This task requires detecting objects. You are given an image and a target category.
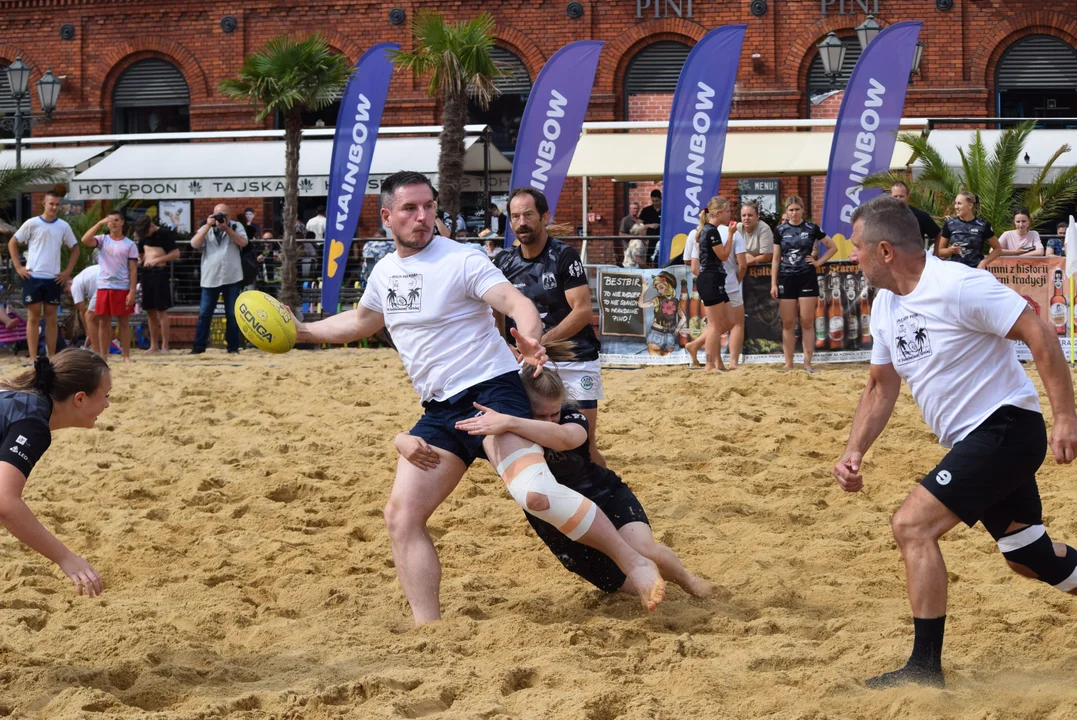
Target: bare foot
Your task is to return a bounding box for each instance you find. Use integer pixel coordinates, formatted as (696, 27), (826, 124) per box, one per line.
(803, 365), (817, 374)
(681, 575), (718, 598)
(123, 356), (134, 363)
(625, 559), (665, 612)
(686, 341), (702, 367)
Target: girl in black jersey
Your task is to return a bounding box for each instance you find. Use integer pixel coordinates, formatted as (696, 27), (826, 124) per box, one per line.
(770, 196), (837, 371)
(455, 366), (716, 598)
(0, 350), (111, 597)
(694, 196), (736, 372)
(938, 191), (1001, 269)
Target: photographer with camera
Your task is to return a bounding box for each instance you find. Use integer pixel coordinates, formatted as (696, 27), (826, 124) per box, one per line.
(189, 204), (248, 355)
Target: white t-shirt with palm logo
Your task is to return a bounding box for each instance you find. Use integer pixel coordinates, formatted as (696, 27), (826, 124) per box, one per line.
(869, 256), (1040, 448)
(360, 235), (519, 403)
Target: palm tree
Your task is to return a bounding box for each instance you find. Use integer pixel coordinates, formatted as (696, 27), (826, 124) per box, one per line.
(391, 10), (502, 232)
(865, 120), (1077, 234)
(0, 161), (66, 215)
(219, 34), (352, 311)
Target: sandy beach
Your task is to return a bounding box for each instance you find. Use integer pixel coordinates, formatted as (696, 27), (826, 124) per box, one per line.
(0, 349), (1075, 719)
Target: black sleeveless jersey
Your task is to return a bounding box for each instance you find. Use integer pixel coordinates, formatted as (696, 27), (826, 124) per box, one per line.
(697, 223), (729, 283)
(0, 391), (52, 478)
(494, 237), (600, 362)
(543, 406), (622, 497)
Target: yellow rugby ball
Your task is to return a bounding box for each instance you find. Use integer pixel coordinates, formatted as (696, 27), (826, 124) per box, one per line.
(235, 291), (297, 354)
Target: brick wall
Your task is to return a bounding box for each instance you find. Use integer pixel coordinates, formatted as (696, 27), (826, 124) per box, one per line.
(3, 0), (1075, 230)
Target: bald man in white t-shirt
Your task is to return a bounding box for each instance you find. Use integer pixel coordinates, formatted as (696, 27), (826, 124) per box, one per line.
(294, 171), (665, 626)
(834, 196), (1077, 689)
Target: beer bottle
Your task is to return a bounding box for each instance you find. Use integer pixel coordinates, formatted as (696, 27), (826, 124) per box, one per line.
(859, 279), (872, 349)
(844, 275), (859, 349)
(1050, 268), (1067, 335)
(678, 279), (690, 346)
(814, 276), (827, 349)
(828, 273), (845, 349)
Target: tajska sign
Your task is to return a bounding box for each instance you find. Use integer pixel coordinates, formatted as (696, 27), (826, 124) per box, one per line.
(636, 0), (693, 18)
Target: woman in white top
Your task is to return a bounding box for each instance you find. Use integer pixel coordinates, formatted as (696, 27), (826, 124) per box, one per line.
(997, 207), (1044, 258)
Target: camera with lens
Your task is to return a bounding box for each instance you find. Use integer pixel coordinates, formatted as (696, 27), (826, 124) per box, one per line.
(213, 213), (227, 224)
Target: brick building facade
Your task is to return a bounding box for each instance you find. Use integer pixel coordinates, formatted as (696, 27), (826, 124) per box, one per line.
(3, 0), (1077, 244)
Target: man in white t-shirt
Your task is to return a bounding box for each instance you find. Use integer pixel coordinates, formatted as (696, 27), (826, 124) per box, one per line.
(66, 264), (101, 353)
(304, 205), (327, 242)
(834, 196), (1077, 689)
(294, 171), (665, 625)
(7, 191), (80, 361)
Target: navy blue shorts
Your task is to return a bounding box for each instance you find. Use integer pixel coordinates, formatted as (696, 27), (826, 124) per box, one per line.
(412, 371), (532, 466)
(23, 276), (62, 306)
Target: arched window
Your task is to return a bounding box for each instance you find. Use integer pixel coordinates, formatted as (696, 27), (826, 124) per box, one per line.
(469, 46), (532, 157)
(624, 41), (691, 119)
(112, 58), (190, 133)
(807, 36), (862, 102)
(0, 60), (33, 139)
(996, 34), (1077, 126)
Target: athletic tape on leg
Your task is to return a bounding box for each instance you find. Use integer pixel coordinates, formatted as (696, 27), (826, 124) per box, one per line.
(496, 444), (598, 541)
(998, 524), (1077, 590)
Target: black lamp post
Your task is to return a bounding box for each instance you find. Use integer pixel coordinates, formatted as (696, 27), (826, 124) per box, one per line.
(817, 33), (847, 90)
(2, 57), (62, 224)
(855, 14), (883, 51)
(909, 40), (925, 83)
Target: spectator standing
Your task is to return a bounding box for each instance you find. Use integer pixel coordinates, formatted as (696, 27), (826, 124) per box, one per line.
(360, 233), (395, 289)
(81, 210), (138, 362)
(1047, 223), (1067, 258)
(638, 190), (662, 263)
(67, 265), (101, 353)
(738, 200), (775, 267)
(242, 207), (261, 240)
(619, 201), (642, 236)
(132, 215), (181, 353)
(889, 181), (941, 253)
(305, 205), (327, 242)
(486, 203), (503, 236)
(939, 192), (1002, 269)
(998, 208), (1044, 258)
(189, 204), (248, 355)
(8, 191), (80, 361)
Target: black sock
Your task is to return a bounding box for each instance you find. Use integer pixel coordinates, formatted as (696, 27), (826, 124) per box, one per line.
(865, 616), (946, 689)
(908, 615), (946, 671)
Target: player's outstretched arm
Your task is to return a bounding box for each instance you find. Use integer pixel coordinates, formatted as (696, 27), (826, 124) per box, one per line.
(834, 361), (902, 492)
(0, 464), (103, 597)
(295, 305), (384, 345)
(455, 402), (587, 451)
(1007, 307), (1077, 463)
(482, 283), (542, 342)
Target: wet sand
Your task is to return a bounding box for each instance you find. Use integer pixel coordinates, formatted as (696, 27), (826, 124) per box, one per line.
(0, 349), (1075, 719)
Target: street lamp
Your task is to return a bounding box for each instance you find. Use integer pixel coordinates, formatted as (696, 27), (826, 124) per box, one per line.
(909, 40), (925, 83)
(855, 15), (883, 51)
(2, 56), (63, 224)
(816, 33), (847, 90)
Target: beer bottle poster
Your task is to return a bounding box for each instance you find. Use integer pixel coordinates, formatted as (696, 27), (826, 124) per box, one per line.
(598, 266), (694, 359)
(742, 262), (875, 360)
(988, 257), (1073, 359)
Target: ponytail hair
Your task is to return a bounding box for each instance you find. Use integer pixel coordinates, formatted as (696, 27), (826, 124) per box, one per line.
(519, 364), (578, 411)
(0, 349), (109, 402)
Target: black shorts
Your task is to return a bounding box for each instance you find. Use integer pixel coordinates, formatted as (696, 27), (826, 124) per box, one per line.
(696, 272), (729, 307)
(140, 267), (173, 311)
(920, 405), (1047, 539)
(527, 481), (650, 593)
(22, 276), (62, 306)
(411, 371), (532, 466)
(777, 271), (819, 300)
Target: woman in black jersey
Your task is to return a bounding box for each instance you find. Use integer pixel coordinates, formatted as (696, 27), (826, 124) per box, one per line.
(694, 196), (736, 372)
(938, 191), (1001, 269)
(455, 366), (716, 597)
(0, 350), (111, 597)
(770, 196), (837, 372)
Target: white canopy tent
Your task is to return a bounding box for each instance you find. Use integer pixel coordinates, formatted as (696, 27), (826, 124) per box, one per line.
(914, 129), (1077, 184)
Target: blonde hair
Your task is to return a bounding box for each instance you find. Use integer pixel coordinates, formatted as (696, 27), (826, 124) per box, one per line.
(520, 365), (567, 405)
(784, 195), (804, 210)
(706, 196), (730, 221)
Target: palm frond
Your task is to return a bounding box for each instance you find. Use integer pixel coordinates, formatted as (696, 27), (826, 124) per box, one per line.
(0, 161), (67, 206)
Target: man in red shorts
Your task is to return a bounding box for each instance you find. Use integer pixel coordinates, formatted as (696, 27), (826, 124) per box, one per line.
(81, 210), (138, 362)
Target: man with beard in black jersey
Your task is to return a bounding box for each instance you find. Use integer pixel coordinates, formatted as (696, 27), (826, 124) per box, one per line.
(495, 187), (607, 468)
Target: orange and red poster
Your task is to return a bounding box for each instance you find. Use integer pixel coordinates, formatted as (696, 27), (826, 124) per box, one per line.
(988, 258), (1074, 359)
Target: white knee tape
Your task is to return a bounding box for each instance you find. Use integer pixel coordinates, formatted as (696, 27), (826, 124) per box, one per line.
(497, 445), (597, 541)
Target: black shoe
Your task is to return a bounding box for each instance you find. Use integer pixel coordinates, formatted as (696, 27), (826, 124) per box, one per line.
(227, 349), (240, 354)
(189, 348), (206, 355)
(865, 664), (944, 690)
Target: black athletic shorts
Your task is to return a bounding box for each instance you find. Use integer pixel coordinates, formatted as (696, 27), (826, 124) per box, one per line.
(696, 271), (729, 307)
(411, 371), (531, 466)
(139, 267), (173, 311)
(527, 481), (649, 593)
(776, 271), (819, 300)
(22, 276), (62, 306)
(920, 405), (1047, 539)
